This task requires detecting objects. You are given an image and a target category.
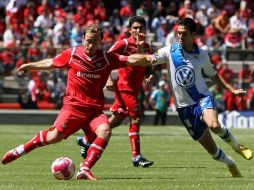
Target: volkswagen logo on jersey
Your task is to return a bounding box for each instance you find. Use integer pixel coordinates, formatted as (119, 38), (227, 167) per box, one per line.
(175, 66), (195, 88)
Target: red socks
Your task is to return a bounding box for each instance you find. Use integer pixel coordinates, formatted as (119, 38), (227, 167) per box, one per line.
(82, 137), (108, 170)
(23, 130), (49, 153)
(129, 124), (140, 158)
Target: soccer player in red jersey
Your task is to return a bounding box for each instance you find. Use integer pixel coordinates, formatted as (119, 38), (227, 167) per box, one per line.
(76, 16), (154, 167)
(1, 24), (148, 180)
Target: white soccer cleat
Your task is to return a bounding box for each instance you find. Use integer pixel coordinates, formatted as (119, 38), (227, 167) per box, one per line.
(76, 167), (96, 180)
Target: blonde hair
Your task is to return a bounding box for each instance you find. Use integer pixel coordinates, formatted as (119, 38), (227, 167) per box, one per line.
(83, 24), (102, 38)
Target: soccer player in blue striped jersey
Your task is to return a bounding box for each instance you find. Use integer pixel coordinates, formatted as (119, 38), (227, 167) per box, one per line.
(127, 17), (252, 177)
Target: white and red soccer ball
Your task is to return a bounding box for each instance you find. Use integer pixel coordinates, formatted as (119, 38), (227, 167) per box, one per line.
(51, 157), (75, 180)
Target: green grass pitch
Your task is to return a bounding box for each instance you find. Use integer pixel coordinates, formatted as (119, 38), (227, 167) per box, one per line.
(0, 125), (254, 190)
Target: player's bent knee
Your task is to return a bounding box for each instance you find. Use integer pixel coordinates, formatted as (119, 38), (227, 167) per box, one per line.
(101, 127), (112, 138)
(96, 125), (112, 140)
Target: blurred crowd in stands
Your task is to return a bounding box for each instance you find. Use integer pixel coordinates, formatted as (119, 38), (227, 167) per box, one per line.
(0, 0), (254, 112)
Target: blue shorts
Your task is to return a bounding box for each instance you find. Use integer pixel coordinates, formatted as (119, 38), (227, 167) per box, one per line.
(177, 96), (215, 140)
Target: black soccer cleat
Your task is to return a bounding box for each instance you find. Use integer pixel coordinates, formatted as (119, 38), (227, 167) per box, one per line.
(132, 155), (153, 168)
(76, 137), (90, 159)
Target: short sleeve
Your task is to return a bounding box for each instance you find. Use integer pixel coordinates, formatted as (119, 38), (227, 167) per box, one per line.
(202, 53), (217, 77)
(108, 40), (126, 54)
(52, 48), (73, 68)
(153, 46), (170, 65)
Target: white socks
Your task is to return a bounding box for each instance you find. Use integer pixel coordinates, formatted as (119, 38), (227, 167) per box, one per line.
(16, 145), (25, 155)
(212, 147), (234, 165)
(218, 128), (240, 152)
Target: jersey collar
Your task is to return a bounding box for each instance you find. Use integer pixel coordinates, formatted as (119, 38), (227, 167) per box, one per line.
(173, 43), (200, 54)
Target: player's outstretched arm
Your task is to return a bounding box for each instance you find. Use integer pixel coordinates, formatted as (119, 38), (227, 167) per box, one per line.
(126, 54), (156, 66)
(17, 59), (54, 75)
(210, 74), (246, 96)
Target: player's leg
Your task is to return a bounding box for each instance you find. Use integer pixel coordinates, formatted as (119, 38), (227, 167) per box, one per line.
(202, 108), (253, 160)
(75, 91), (124, 158)
(198, 129), (241, 177)
(76, 111), (125, 159)
(108, 112), (125, 128)
(125, 93), (153, 167)
(2, 127), (64, 165)
(2, 106), (86, 165)
(75, 106), (126, 159)
(129, 116), (153, 167)
(77, 113), (111, 180)
(76, 126), (96, 159)
(178, 101), (241, 177)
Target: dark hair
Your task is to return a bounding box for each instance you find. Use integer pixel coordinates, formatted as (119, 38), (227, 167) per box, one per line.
(178, 17), (197, 33)
(83, 24), (103, 38)
(128, 16), (146, 28)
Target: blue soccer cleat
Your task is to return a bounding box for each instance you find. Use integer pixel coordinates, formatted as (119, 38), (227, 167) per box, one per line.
(76, 137), (90, 159)
(132, 155), (153, 168)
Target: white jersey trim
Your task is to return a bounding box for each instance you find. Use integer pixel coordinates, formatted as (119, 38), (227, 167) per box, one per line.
(91, 143), (105, 151)
(123, 39), (128, 54)
(68, 47), (76, 65)
(103, 50), (110, 66)
(128, 132), (140, 136)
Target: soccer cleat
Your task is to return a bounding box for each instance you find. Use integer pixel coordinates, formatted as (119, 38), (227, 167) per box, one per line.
(76, 137), (90, 159)
(236, 145), (253, 160)
(2, 149), (21, 165)
(227, 162), (242, 178)
(76, 169), (97, 180)
(132, 155), (153, 168)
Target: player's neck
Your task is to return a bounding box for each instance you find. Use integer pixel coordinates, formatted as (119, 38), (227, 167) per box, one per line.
(84, 49), (98, 57)
(130, 35), (137, 42)
(183, 43), (195, 53)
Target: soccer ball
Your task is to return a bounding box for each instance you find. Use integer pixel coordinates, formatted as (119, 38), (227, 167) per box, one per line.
(51, 157), (75, 180)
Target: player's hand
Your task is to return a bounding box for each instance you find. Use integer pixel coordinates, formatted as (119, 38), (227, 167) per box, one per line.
(146, 55), (156, 64)
(233, 89), (247, 96)
(17, 64), (28, 76)
(136, 32), (146, 53)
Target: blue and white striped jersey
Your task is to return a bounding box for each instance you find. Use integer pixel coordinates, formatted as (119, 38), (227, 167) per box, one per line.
(153, 43), (217, 108)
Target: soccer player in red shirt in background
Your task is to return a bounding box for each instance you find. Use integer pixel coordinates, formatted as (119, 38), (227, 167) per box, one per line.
(76, 16), (154, 168)
(1, 24), (148, 180)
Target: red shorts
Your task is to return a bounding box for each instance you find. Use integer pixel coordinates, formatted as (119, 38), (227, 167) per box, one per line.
(53, 105), (109, 138)
(110, 91), (141, 119)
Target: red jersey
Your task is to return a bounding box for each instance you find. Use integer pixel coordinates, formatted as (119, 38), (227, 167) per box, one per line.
(108, 36), (152, 96)
(52, 46), (127, 111)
